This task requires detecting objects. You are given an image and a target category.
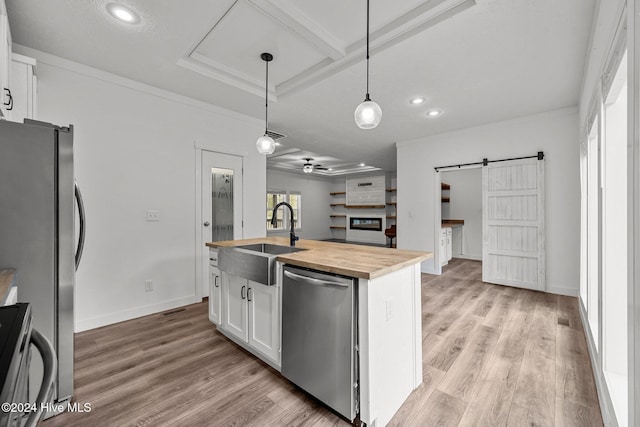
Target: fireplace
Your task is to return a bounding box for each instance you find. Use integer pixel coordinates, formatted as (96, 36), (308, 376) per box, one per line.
(350, 217), (383, 231)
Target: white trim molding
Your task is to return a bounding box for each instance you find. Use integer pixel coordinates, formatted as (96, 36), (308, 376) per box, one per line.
(179, 0), (476, 98)
(628, 2), (640, 426)
(12, 44), (262, 126)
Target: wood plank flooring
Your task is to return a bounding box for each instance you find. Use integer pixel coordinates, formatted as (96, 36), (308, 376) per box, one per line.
(41, 259), (602, 427)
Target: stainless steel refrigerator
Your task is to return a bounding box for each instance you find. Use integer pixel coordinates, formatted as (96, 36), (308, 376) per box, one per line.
(0, 119), (85, 407)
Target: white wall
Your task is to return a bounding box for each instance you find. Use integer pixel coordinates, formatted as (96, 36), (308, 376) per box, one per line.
(441, 168), (482, 259)
(16, 46), (265, 331)
(266, 169), (333, 240)
(397, 108), (580, 296)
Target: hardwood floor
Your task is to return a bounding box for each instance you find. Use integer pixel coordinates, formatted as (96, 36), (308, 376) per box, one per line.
(42, 259), (602, 426)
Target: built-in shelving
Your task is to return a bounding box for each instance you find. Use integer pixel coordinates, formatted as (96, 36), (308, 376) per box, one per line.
(346, 205), (386, 209)
(441, 182), (451, 203)
(329, 182), (397, 238)
(330, 191), (347, 234)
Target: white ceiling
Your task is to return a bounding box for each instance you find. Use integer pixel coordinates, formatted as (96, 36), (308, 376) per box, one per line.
(6, 0), (595, 173)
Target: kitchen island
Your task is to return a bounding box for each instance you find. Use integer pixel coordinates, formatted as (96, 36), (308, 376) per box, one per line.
(206, 237), (431, 426)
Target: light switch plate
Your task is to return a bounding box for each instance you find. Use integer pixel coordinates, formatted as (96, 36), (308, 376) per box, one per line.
(146, 210), (160, 222)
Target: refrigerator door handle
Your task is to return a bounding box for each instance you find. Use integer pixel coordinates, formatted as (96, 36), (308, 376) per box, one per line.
(74, 181), (86, 270)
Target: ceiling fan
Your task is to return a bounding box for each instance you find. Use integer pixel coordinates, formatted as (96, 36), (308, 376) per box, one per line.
(302, 158), (328, 174)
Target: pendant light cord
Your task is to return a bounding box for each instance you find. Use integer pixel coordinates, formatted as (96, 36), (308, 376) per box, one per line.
(265, 58), (269, 134)
(366, 0), (370, 99)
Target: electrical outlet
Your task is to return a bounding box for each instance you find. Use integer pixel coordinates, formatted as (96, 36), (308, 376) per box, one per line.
(146, 210), (160, 222)
(145, 280), (153, 292)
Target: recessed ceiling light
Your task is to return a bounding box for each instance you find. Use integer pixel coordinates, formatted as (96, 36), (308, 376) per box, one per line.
(328, 168), (333, 171)
(410, 97), (425, 105)
(275, 142), (282, 146)
(426, 109), (443, 117)
(359, 163), (366, 167)
(106, 3), (140, 24)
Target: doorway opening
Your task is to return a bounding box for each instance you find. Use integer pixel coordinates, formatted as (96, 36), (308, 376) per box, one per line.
(439, 167), (482, 273)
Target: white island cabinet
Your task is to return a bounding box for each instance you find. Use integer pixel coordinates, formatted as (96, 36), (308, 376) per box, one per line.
(213, 248), (280, 368)
(207, 238), (430, 427)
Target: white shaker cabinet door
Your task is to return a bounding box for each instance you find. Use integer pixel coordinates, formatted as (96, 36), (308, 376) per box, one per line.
(222, 273), (248, 342)
(247, 281), (280, 364)
(439, 229), (448, 266)
(208, 265), (221, 325)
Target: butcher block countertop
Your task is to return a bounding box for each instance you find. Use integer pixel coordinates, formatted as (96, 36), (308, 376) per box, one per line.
(442, 219), (464, 228)
(0, 269), (16, 304)
(207, 237), (431, 280)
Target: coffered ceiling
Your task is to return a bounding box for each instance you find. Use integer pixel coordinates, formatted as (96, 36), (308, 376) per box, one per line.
(179, 0), (474, 100)
(6, 0), (596, 173)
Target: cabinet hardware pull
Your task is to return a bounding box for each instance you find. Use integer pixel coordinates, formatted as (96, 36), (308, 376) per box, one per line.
(214, 275), (219, 288)
(241, 285), (246, 299)
(3, 88), (13, 111)
(247, 287), (252, 302)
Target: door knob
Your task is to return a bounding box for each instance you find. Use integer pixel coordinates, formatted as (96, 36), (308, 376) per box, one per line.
(204, 221), (210, 226)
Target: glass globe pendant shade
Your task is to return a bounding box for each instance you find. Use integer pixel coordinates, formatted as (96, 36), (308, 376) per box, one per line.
(303, 164), (313, 174)
(256, 134), (276, 155)
(355, 98), (382, 129)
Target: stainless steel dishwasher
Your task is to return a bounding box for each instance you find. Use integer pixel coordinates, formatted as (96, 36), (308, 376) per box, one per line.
(281, 265), (358, 421)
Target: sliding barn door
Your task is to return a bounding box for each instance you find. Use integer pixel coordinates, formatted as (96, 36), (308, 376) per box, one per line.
(482, 157), (545, 290)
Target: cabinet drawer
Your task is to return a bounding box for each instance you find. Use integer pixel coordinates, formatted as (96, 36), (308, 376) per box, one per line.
(209, 248), (219, 267)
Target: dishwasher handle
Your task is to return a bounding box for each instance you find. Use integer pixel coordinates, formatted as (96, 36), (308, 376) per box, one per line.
(284, 270), (349, 288)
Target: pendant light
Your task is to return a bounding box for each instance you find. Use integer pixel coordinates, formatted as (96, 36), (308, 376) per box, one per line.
(256, 52), (276, 155)
(354, 0), (382, 129)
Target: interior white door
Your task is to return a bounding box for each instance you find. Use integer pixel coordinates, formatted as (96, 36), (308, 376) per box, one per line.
(200, 150), (243, 297)
(482, 157), (545, 290)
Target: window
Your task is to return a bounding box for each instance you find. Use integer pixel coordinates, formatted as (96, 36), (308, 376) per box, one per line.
(266, 191), (302, 231)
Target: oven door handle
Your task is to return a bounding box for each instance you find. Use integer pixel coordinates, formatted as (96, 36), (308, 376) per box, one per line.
(24, 328), (57, 427)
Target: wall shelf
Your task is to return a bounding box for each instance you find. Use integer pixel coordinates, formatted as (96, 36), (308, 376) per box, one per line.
(442, 197), (450, 203)
(386, 215), (397, 219)
(441, 183), (451, 190)
(386, 188), (397, 192)
(330, 226), (346, 230)
(386, 202), (397, 206)
(330, 203), (346, 207)
(346, 205), (386, 209)
(330, 214), (347, 218)
(330, 191), (346, 196)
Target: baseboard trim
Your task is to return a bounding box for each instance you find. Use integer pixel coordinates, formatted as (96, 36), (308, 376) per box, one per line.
(75, 295), (201, 332)
(452, 254), (482, 261)
(546, 285), (579, 297)
(579, 299), (619, 427)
